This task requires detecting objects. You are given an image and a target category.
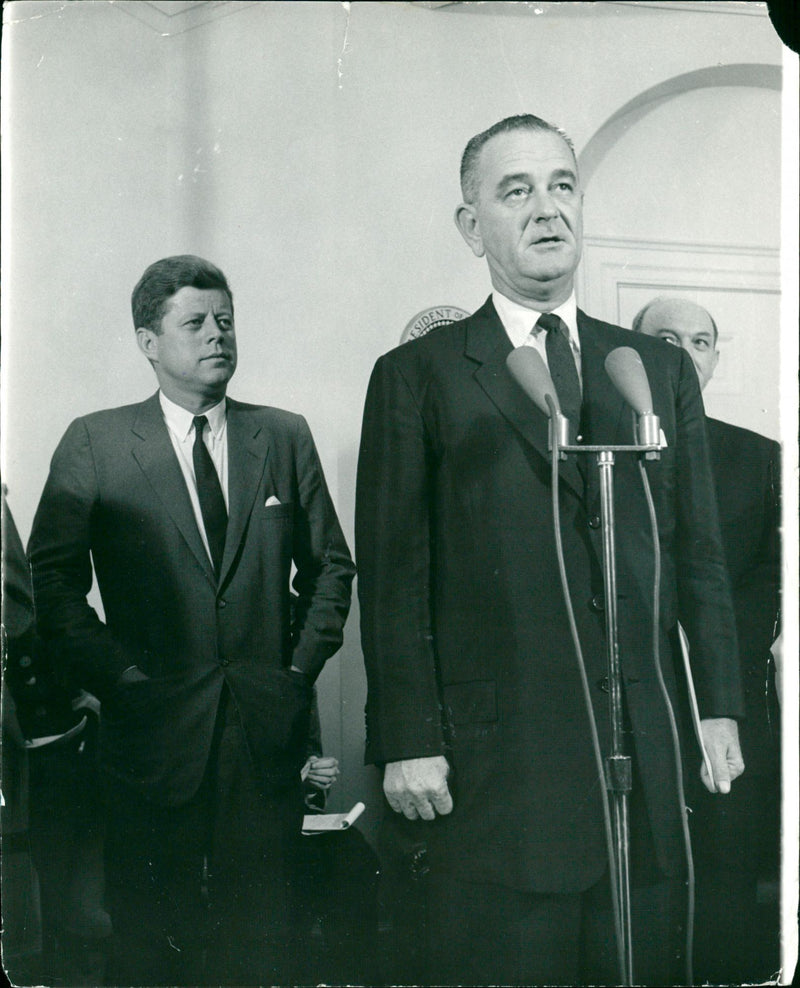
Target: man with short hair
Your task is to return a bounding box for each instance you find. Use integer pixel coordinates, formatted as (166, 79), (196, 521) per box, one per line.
(635, 295), (781, 983)
(631, 296), (719, 390)
(29, 255), (355, 985)
(356, 115), (744, 985)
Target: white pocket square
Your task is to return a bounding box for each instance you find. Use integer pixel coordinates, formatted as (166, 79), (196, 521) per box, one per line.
(265, 495), (282, 507)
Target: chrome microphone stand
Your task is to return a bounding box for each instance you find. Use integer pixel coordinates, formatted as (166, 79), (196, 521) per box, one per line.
(547, 399), (661, 987)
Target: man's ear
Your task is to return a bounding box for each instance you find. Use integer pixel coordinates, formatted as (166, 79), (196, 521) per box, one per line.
(135, 327), (159, 364)
(454, 203), (485, 258)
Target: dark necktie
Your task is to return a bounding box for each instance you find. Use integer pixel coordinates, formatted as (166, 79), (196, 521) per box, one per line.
(538, 312), (582, 427)
(192, 415), (227, 578)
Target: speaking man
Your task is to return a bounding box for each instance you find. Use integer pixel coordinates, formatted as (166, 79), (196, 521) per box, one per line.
(28, 255), (355, 985)
(634, 295), (781, 983)
(355, 115), (744, 985)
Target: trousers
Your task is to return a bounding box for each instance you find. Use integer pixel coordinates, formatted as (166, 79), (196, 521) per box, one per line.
(103, 687), (306, 986)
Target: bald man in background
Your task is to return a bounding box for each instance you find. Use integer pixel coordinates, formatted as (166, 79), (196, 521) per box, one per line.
(634, 297), (781, 984)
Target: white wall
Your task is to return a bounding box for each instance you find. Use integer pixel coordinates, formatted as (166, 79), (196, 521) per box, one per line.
(582, 82), (782, 437)
(584, 85), (781, 248)
(1, 0), (788, 828)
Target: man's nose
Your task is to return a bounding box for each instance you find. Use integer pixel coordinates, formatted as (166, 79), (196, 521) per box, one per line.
(530, 189), (559, 221)
(203, 313), (224, 338)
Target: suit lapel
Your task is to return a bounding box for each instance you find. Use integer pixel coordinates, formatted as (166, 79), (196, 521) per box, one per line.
(469, 299), (583, 498)
(220, 400), (271, 584)
(131, 393), (217, 586)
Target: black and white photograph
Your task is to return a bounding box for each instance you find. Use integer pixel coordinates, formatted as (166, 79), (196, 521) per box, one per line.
(1, 2), (797, 985)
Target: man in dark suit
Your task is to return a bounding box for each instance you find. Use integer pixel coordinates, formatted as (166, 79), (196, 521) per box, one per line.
(355, 115), (744, 985)
(634, 295), (781, 983)
(28, 255), (355, 985)
(2, 490), (111, 985)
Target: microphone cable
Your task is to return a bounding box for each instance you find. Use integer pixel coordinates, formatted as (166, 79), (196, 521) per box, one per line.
(548, 432), (697, 985)
(636, 456), (696, 986)
(548, 435), (627, 983)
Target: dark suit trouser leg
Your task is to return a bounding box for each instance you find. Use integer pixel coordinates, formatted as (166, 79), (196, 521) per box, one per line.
(579, 871), (685, 986)
(293, 828), (382, 986)
(104, 689), (306, 987)
(410, 779), (685, 987)
(424, 875), (584, 986)
(419, 869), (683, 987)
(690, 764), (781, 985)
(579, 776), (686, 987)
(203, 691), (306, 988)
(104, 784), (209, 986)
(29, 731), (111, 987)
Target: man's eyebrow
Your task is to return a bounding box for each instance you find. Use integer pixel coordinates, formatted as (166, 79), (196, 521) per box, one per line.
(551, 168), (578, 183)
(495, 172), (533, 192)
(181, 306), (232, 320)
(495, 168), (578, 192)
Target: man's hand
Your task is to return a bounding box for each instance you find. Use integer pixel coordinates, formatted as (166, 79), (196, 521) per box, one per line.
(384, 756), (454, 821)
(700, 717), (744, 794)
(304, 755), (339, 791)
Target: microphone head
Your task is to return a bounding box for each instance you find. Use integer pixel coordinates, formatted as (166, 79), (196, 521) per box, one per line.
(604, 347), (653, 415)
(506, 346), (561, 417)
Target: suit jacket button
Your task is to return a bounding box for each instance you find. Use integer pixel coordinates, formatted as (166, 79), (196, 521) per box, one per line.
(591, 594), (605, 612)
(588, 515), (601, 529)
(220, 659), (230, 667)
(597, 677), (610, 693)
(217, 598), (227, 608)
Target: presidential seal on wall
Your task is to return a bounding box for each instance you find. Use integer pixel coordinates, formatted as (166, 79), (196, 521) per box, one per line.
(400, 305), (471, 344)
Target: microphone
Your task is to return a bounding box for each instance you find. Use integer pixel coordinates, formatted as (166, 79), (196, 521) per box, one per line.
(506, 346), (559, 416)
(604, 347), (661, 456)
(604, 347), (652, 414)
(506, 346), (570, 454)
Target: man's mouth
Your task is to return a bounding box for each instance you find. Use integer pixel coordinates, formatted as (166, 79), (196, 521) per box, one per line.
(531, 235), (563, 246)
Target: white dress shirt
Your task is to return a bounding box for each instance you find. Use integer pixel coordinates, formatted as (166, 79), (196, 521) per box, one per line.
(492, 290), (582, 384)
(159, 392), (229, 565)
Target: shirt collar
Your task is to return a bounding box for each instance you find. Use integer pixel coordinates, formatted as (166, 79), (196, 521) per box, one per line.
(159, 391), (227, 443)
(492, 290), (579, 351)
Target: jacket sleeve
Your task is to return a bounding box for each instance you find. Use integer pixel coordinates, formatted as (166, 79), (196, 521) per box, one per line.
(28, 418), (142, 699)
(732, 440), (781, 657)
(672, 352), (743, 719)
(355, 353), (446, 765)
(288, 415), (356, 680)
(2, 494), (35, 642)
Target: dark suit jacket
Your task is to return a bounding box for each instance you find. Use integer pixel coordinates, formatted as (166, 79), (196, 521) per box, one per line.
(29, 394), (355, 805)
(706, 417), (780, 775)
(355, 298), (742, 893)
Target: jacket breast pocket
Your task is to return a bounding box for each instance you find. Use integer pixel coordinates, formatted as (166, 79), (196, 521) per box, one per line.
(261, 501), (293, 521)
